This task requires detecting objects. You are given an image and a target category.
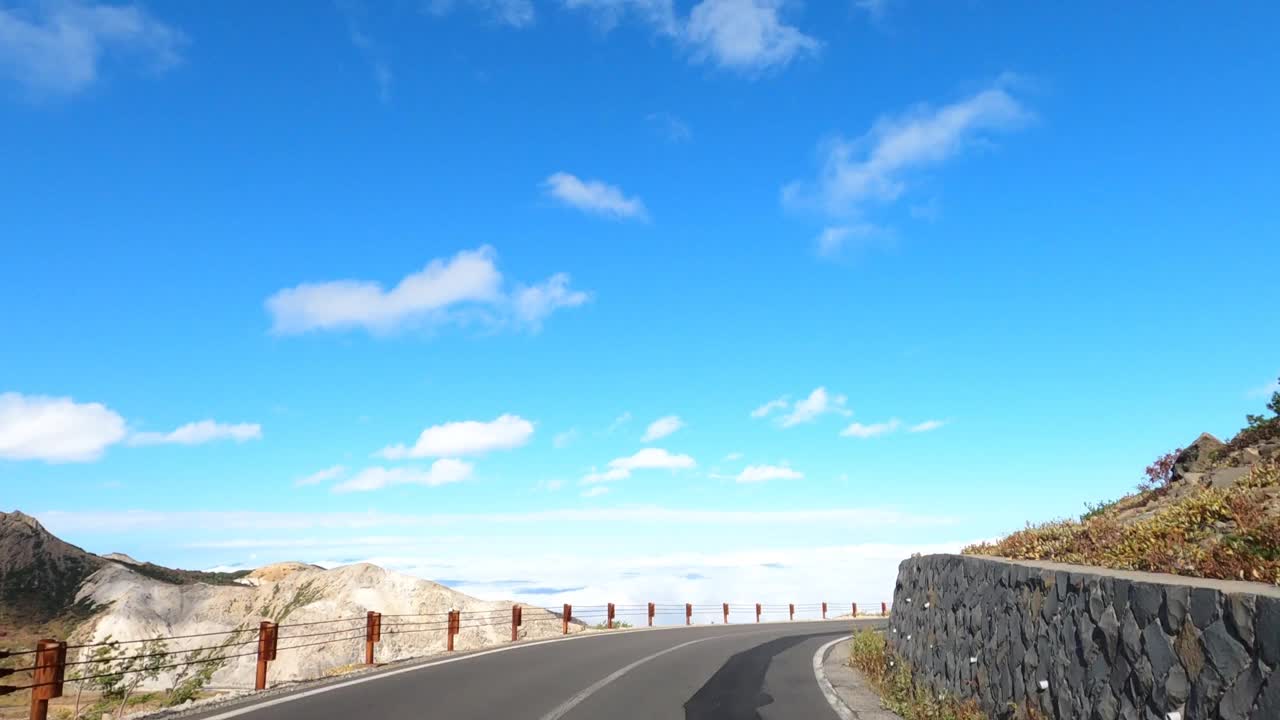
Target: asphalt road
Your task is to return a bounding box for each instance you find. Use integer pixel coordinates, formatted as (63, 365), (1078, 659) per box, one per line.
(183, 619), (883, 720)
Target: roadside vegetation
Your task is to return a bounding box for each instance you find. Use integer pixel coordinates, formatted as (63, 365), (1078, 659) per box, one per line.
(964, 380), (1280, 585)
(846, 629), (985, 720)
(591, 620), (634, 630)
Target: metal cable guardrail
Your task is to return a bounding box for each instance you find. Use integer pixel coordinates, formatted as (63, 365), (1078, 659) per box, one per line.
(8, 598), (889, 720)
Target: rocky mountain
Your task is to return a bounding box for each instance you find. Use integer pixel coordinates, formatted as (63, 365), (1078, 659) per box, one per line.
(0, 512), (578, 690)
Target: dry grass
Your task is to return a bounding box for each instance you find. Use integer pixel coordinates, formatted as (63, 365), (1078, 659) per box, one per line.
(965, 458), (1280, 585)
(846, 629), (986, 720)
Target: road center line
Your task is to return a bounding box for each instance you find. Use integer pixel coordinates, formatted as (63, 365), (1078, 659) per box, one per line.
(537, 636), (721, 720)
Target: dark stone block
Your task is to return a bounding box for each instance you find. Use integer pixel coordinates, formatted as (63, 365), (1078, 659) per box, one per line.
(1255, 673), (1280, 720)
(1226, 594), (1256, 650)
(1096, 606), (1120, 661)
(1141, 621), (1176, 681)
(1189, 587), (1218, 629)
(1121, 611), (1142, 660)
(1164, 663), (1189, 707)
(1111, 578), (1131, 615)
(1161, 586), (1189, 634)
(1187, 666), (1224, 720)
(1092, 687), (1119, 720)
(1255, 596), (1279, 666)
(1131, 583), (1163, 628)
(1090, 588), (1107, 623)
(1202, 619), (1250, 685)
(1218, 662), (1265, 720)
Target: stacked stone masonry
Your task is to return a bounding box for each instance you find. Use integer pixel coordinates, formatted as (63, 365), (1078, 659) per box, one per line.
(890, 554), (1280, 720)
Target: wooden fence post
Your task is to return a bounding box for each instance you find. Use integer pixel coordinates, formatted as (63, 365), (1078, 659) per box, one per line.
(852, 602), (858, 617)
(365, 611), (381, 665)
(789, 604), (795, 621)
(562, 604), (572, 635)
(755, 603), (761, 623)
(685, 603), (692, 626)
(722, 603), (729, 625)
(511, 605), (523, 642)
(27, 639), (65, 720)
(446, 610), (460, 651)
(881, 602), (888, 616)
(255, 621), (278, 691)
(607, 603), (615, 630)
(647, 602), (654, 627)
(822, 602), (827, 620)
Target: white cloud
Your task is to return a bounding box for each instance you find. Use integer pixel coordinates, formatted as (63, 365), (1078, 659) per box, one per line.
(607, 412), (632, 433)
(815, 223), (886, 258)
(553, 429), (580, 449)
(380, 414), (534, 459)
(723, 451), (743, 461)
(40, 505), (955, 533)
(735, 464), (802, 483)
(0, 0), (182, 96)
(840, 418), (900, 439)
(781, 387), (849, 427)
(750, 396), (789, 418)
(265, 246), (588, 335)
(129, 420), (262, 446)
(0, 392), (126, 463)
(427, 0), (536, 27)
(641, 415), (684, 442)
(783, 83), (1030, 217)
(537, 479), (565, 491)
(543, 172), (648, 220)
(295, 465), (348, 487)
(513, 273), (591, 330)
(646, 111), (692, 142)
(909, 419), (946, 433)
(582, 447), (696, 484)
(332, 459), (474, 493)
(1247, 376), (1279, 398)
(685, 0), (818, 71)
(562, 0), (678, 34)
(581, 486), (610, 498)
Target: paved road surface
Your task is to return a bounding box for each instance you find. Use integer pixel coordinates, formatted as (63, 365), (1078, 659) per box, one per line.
(184, 619), (883, 720)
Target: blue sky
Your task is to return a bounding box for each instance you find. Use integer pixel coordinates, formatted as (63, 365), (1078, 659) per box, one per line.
(1, 0), (1278, 609)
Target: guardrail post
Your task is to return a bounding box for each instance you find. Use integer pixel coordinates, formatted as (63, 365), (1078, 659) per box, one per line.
(852, 602), (857, 617)
(562, 604), (572, 635)
(255, 621), (278, 691)
(607, 603), (615, 630)
(447, 610), (460, 651)
(881, 602), (887, 615)
(789, 603), (794, 621)
(28, 639), (65, 720)
(511, 605), (523, 642)
(647, 602), (654, 627)
(365, 611), (381, 665)
(722, 603), (729, 625)
(822, 602), (827, 620)
(755, 603), (761, 623)
(685, 603), (692, 626)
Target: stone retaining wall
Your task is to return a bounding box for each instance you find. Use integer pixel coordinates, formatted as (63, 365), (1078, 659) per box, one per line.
(889, 554), (1280, 720)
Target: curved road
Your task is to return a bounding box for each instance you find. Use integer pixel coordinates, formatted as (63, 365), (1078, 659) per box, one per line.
(184, 619), (882, 720)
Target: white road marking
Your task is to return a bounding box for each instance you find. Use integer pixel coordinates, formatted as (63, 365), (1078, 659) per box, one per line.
(537, 636), (720, 720)
(813, 636), (857, 720)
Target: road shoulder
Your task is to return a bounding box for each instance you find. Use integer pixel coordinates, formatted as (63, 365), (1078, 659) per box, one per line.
(816, 637), (904, 720)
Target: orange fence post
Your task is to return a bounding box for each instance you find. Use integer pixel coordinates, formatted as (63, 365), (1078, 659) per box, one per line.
(722, 603), (729, 625)
(881, 602), (887, 616)
(562, 604), (572, 635)
(822, 602), (827, 619)
(255, 621), (278, 691)
(685, 603), (692, 626)
(511, 605), (523, 642)
(27, 639), (66, 720)
(789, 604), (794, 621)
(365, 611), (381, 665)
(755, 603), (761, 623)
(446, 610), (460, 651)
(647, 602), (655, 627)
(607, 603), (615, 630)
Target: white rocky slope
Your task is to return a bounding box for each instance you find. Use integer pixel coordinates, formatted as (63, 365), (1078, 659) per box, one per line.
(74, 561), (580, 690)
